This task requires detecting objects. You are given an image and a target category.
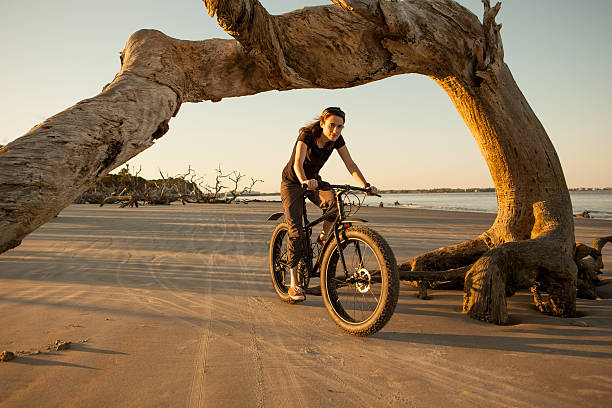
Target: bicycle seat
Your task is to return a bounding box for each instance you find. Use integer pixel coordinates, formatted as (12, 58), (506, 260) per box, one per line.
(267, 212), (284, 221)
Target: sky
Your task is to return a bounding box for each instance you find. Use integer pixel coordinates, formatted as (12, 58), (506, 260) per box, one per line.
(1, 0), (611, 192)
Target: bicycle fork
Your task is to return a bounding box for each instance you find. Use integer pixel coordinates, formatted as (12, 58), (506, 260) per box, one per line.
(331, 190), (365, 280)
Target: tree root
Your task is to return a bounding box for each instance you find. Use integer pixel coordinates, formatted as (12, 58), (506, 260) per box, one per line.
(574, 236), (612, 299)
(400, 265), (472, 299)
(593, 236), (612, 253)
(462, 238), (576, 324)
(400, 236), (490, 272)
(398, 236), (489, 299)
(401, 234), (578, 324)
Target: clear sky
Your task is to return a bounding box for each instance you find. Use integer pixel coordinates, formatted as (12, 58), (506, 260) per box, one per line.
(1, 0), (611, 192)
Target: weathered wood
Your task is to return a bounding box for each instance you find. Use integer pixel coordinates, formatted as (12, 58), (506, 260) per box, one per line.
(100, 195), (135, 207)
(329, 0), (577, 323)
(400, 265), (472, 299)
(573, 237), (612, 299)
(399, 238), (489, 273)
(593, 236), (612, 253)
(0, 0), (577, 324)
(0, 74), (178, 253)
(399, 266), (471, 283)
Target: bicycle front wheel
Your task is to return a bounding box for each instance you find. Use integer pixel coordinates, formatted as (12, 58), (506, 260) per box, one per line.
(321, 225), (399, 336)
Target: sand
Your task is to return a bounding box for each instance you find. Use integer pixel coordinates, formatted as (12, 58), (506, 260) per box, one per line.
(0, 203), (610, 407)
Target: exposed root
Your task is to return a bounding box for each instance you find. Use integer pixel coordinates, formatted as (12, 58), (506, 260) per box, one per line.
(399, 265), (471, 282)
(463, 239), (576, 324)
(400, 265), (471, 299)
(593, 236), (612, 253)
(399, 237), (488, 299)
(399, 236), (489, 273)
(463, 252), (508, 324)
(574, 237), (612, 299)
(531, 270), (577, 318)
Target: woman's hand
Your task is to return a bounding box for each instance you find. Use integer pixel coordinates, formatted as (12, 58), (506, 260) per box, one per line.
(303, 179), (319, 190)
(366, 185), (378, 195)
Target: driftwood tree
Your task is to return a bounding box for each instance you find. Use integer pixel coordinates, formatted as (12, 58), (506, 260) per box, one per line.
(76, 164), (262, 205)
(0, 0), (580, 323)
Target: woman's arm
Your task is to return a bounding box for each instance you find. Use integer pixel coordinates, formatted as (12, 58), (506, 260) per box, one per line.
(337, 145), (378, 194)
(293, 141), (318, 190)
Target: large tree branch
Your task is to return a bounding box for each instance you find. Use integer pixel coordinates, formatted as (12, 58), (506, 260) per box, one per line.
(0, 74), (178, 253)
(330, 0), (384, 25)
(0, 1), (491, 254)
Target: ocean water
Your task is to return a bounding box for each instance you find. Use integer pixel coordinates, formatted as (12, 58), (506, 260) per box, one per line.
(249, 190), (612, 219)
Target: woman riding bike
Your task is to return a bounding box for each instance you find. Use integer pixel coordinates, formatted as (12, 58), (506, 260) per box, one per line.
(280, 107), (378, 302)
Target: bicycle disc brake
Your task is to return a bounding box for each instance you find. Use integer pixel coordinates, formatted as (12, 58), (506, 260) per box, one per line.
(355, 268), (371, 294)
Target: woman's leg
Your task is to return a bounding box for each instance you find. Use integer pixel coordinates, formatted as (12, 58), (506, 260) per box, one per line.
(280, 182), (305, 287)
(309, 188), (337, 241)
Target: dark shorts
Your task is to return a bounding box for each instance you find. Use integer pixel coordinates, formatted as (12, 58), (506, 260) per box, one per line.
(280, 181), (336, 268)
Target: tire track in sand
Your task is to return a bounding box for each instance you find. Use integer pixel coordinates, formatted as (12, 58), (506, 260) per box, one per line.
(188, 210), (227, 408)
(215, 212), (267, 407)
(229, 212), (308, 408)
(228, 212), (406, 406)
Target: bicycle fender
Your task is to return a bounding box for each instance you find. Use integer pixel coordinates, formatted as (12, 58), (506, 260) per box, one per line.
(267, 212), (284, 221)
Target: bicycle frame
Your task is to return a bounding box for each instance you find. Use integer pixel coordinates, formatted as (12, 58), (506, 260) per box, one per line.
(301, 185), (369, 280)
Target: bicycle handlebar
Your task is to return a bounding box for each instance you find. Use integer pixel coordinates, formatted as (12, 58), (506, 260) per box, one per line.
(302, 181), (382, 197)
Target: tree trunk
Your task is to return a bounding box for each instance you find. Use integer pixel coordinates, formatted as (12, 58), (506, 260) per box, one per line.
(0, 0), (576, 323)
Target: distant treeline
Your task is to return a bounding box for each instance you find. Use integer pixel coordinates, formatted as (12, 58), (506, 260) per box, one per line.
(569, 187), (612, 191)
(255, 187), (495, 196)
(256, 186), (611, 196)
(380, 188), (495, 194)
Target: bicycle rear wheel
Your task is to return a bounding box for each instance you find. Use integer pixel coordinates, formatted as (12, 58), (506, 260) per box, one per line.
(321, 225), (399, 336)
(269, 222), (311, 302)
(269, 222), (294, 302)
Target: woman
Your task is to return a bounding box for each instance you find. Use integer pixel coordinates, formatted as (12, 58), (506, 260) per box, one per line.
(281, 107), (378, 301)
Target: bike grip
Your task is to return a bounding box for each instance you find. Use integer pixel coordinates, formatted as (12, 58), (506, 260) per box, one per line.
(318, 181), (332, 190)
(365, 186), (381, 197)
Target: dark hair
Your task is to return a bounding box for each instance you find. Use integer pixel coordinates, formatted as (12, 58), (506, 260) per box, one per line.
(299, 106), (346, 137)
(322, 106), (345, 122)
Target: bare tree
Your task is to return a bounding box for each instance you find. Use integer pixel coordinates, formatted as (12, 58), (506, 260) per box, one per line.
(77, 164), (260, 205)
(0, 0), (580, 323)
(225, 172), (263, 204)
(202, 165), (229, 203)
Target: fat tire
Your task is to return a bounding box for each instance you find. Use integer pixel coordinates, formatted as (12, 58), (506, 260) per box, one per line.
(321, 225), (399, 336)
(269, 221), (296, 303)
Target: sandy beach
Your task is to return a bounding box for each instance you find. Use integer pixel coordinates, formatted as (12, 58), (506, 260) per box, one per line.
(0, 203), (611, 407)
